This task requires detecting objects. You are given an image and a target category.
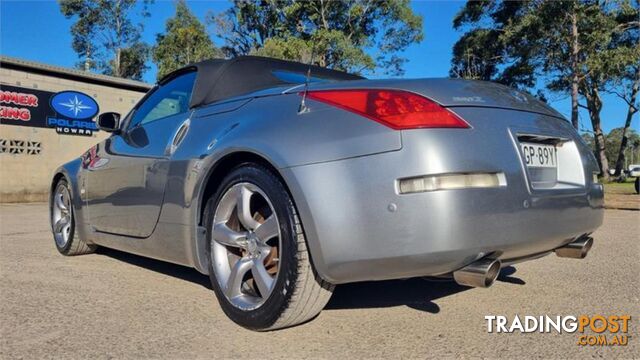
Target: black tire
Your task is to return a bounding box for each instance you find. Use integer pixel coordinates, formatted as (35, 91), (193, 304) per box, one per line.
(51, 178), (96, 256)
(204, 163), (334, 330)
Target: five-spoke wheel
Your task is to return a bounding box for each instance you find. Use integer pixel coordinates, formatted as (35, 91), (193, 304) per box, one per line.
(205, 164), (334, 330)
(52, 182), (73, 248)
(50, 178), (95, 255)
(211, 182), (281, 310)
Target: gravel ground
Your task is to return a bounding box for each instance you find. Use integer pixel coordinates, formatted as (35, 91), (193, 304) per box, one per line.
(604, 182), (640, 211)
(1, 203), (638, 359)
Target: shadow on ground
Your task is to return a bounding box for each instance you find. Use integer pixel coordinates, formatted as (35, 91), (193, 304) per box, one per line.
(96, 247), (525, 314)
(327, 266), (523, 314)
(96, 247), (212, 289)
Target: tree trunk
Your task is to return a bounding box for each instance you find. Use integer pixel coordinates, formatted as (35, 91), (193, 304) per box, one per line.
(586, 87), (609, 180)
(114, 0), (123, 77)
(614, 71), (639, 176)
(570, 10), (580, 129)
(593, 121), (609, 181)
(84, 45), (92, 72)
(114, 47), (122, 77)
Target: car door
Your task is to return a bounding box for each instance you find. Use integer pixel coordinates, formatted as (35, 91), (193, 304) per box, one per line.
(85, 71), (196, 238)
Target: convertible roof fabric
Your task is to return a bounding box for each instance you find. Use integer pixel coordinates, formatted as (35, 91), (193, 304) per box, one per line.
(161, 56), (364, 109)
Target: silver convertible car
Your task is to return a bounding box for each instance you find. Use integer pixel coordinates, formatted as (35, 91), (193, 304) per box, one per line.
(50, 56), (603, 330)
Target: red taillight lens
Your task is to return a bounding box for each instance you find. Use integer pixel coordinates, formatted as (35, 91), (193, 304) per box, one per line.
(304, 89), (469, 129)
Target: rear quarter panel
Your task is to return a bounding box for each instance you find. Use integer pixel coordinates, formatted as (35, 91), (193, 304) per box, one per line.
(156, 93), (401, 272)
(163, 93), (402, 222)
(204, 93), (402, 168)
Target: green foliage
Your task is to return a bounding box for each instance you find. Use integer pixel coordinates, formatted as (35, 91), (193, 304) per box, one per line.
(59, 0), (151, 80)
(451, 1), (534, 87)
(209, 0), (423, 76)
(113, 42), (150, 80)
(59, 0), (100, 71)
(152, 0), (222, 80)
(451, 0), (639, 177)
(451, 0), (638, 92)
(595, 0), (639, 93)
(581, 133), (595, 150)
(604, 1), (640, 175)
(582, 128), (640, 168)
(527, 2), (628, 94)
(605, 128), (640, 168)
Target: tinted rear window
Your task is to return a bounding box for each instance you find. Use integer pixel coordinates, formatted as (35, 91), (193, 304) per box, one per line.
(271, 69), (360, 84)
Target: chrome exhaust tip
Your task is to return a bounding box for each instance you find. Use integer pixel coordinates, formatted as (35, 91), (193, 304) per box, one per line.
(453, 257), (502, 288)
(555, 236), (593, 259)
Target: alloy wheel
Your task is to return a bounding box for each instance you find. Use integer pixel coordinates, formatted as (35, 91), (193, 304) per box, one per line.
(52, 183), (72, 248)
(211, 182), (281, 310)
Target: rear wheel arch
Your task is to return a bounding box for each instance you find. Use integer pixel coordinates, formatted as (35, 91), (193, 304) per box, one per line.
(197, 151), (283, 228)
(47, 170), (69, 224)
(195, 151), (330, 283)
(195, 151), (329, 282)
(50, 158), (83, 205)
(50, 172), (67, 197)
(50, 171), (71, 212)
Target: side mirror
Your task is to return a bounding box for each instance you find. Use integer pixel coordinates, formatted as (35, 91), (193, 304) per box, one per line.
(97, 112), (121, 133)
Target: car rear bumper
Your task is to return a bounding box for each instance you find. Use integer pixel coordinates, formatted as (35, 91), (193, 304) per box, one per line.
(282, 110), (604, 284)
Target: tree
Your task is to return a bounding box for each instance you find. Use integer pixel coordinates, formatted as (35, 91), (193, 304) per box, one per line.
(563, 1), (639, 179)
(582, 128), (640, 171)
(451, 1), (535, 87)
(611, 68), (640, 175)
(590, 128), (640, 167)
(605, 128), (640, 167)
(208, 0), (423, 76)
(451, 0), (638, 180)
(451, 1), (599, 129)
(606, 1), (640, 176)
(59, 0), (152, 80)
(582, 133), (595, 152)
(152, 0), (222, 80)
(59, 0), (100, 71)
(116, 42), (150, 80)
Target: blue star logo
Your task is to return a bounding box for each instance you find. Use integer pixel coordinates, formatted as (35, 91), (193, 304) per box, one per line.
(59, 95), (92, 117)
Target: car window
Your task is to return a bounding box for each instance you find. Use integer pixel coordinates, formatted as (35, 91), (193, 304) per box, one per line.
(271, 70), (325, 84)
(129, 71), (196, 128)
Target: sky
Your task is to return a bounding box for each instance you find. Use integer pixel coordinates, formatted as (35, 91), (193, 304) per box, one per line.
(1, 0), (636, 134)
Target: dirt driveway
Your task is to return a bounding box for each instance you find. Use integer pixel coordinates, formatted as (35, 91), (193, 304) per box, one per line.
(1, 203), (638, 359)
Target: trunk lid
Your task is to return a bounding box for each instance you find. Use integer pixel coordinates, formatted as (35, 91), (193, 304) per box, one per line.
(286, 78), (565, 120)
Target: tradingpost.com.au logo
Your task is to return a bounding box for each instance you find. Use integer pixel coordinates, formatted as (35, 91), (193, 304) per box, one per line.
(485, 315), (631, 346)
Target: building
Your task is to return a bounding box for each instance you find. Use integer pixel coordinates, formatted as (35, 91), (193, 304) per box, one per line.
(0, 56), (152, 202)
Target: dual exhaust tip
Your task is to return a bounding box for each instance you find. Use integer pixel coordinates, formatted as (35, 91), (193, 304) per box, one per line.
(554, 236), (593, 259)
(452, 236), (593, 288)
(453, 257), (502, 288)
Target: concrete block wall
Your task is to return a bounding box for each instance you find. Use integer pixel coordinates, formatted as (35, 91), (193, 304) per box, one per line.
(0, 67), (148, 202)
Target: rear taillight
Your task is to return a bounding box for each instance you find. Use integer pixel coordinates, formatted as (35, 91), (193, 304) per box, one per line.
(303, 89), (469, 130)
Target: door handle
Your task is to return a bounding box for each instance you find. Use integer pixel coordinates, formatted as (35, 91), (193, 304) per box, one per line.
(166, 118), (190, 156)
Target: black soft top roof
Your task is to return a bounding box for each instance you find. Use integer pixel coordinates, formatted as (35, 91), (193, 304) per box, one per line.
(160, 56), (364, 109)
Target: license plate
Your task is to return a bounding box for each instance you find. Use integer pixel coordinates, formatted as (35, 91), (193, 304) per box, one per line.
(521, 143), (557, 168)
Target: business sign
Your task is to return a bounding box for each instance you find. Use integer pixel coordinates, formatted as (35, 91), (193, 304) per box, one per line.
(0, 84), (99, 136)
